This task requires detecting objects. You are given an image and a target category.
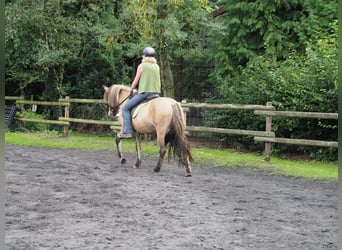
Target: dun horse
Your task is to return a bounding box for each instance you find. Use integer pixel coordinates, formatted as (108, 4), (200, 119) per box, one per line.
(103, 84), (193, 176)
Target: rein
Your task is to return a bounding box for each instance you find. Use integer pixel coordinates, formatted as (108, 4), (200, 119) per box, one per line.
(110, 92), (131, 115)
(117, 93), (131, 107)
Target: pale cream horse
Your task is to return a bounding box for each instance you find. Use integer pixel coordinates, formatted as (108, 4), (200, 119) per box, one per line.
(103, 84), (193, 176)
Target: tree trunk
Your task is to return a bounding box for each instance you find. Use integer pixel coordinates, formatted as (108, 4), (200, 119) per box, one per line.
(156, 2), (175, 99)
(162, 61), (175, 99)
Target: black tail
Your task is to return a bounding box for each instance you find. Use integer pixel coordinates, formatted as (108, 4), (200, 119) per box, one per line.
(166, 103), (193, 165)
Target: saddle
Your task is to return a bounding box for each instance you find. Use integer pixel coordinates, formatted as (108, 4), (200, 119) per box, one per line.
(132, 94), (160, 118)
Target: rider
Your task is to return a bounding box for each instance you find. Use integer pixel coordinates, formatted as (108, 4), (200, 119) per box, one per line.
(117, 46), (161, 139)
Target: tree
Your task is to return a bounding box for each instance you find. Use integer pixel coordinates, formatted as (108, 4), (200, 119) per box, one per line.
(119, 0), (212, 98)
(207, 0), (337, 82)
(5, 0), (128, 124)
(6, 0), (79, 99)
(6, 0), (215, 101)
(204, 18), (338, 160)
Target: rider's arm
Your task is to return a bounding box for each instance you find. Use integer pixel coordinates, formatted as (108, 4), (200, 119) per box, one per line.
(130, 64), (143, 93)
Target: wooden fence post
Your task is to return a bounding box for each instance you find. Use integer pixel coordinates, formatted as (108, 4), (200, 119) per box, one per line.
(181, 99), (187, 126)
(63, 96), (69, 138)
(19, 95), (24, 128)
(264, 102), (273, 161)
(181, 100), (189, 136)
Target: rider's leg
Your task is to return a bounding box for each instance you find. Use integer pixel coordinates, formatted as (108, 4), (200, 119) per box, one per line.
(121, 93), (150, 134)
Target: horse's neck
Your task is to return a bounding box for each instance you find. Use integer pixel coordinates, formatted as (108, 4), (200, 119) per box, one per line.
(118, 89), (130, 107)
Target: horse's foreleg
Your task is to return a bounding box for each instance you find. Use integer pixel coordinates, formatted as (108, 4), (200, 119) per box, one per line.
(135, 134), (142, 168)
(116, 137), (126, 165)
(185, 157), (192, 177)
(153, 145), (166, 172)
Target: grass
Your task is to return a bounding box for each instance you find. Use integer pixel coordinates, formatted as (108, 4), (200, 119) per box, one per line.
(5, 131), (337, 181)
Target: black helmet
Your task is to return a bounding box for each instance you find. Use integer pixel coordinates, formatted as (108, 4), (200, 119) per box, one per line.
(142, 47), (155, 57)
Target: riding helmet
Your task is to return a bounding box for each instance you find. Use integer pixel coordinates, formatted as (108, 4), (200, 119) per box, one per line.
(142, 47), (155, 57)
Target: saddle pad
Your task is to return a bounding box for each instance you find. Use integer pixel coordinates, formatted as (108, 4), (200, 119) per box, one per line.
(131, 95), (159, 119)
(132, 102), (148, 119)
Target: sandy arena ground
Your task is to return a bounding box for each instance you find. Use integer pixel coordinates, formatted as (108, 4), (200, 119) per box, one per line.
(5, 144), (338, 249)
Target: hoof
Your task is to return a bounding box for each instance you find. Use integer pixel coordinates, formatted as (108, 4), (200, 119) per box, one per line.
(135, 160), (141, 168)
(153, 168), (160, 172)
(185, 173), (192, 177)
(120, 158), (126, 165)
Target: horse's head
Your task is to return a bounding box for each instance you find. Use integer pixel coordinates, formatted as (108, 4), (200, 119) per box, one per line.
(103, 85), (118, 117)
(103, 85), (130, 117)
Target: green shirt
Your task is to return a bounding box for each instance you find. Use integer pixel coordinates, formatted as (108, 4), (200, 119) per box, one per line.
(138, 62), (161, 93)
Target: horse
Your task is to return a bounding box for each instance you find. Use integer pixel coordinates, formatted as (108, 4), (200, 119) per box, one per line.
(103, 84), (193, 177)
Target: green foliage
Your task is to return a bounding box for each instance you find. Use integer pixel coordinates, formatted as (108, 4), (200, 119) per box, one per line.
(69, 103), (110, 134)
(120, 0), (213, 98)
(208, 0), (337, 79)
(5, 0), (131, 127)
(17, 110), (49, 132)
(5, 0), (212, 101)
(205, 21), (338, 161)
(5, 0), (124, 99)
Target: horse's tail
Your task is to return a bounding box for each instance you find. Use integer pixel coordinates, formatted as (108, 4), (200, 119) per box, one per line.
(166, 103), (194, 165)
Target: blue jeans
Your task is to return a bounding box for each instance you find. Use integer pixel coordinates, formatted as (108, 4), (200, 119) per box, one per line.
(121, 92), (156, 133)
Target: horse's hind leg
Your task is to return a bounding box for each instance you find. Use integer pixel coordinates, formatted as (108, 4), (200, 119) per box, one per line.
(116, 137), (126, 165)
(135, 134), (142, 168)
(153, 145), (166, 173)
(185, 158), (192, 177)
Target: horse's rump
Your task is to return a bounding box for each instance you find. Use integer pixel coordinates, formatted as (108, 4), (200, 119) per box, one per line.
(131, 97), (175, 134)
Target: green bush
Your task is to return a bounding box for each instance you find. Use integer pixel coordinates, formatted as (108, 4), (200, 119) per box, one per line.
(206, 27), (337, 161)
(17, 110), (49, 132)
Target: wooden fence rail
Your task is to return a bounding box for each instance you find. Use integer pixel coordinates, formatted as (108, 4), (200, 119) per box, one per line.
(185, 126), (275, 137)
(5, 96), (338, 161)
(254, 110), (338, 120)
(254, 137), (338, 148)
(253, 108), (338, 157)
(181, 102), (275, 111)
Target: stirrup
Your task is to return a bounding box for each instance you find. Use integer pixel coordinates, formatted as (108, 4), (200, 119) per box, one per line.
(117, 132), (133, 139)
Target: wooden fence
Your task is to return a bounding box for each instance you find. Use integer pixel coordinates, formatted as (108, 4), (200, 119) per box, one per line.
(5, 96), (338, 161)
